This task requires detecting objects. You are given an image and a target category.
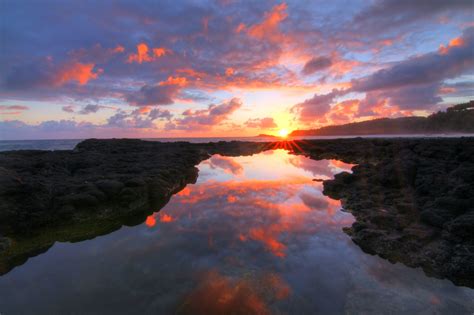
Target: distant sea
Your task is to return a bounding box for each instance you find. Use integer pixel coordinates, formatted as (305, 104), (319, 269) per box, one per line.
(0, 134), (472, 151)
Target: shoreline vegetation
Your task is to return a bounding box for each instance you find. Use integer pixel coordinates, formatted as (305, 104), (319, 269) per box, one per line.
(289, 101), (474, 137)
(0, 137), (473, 288)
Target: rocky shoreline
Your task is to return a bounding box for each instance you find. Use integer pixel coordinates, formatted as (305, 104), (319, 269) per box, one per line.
(0, 138), (473, 288)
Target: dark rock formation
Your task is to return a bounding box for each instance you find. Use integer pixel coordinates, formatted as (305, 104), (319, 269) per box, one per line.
(0, 139), (268, 274)
(312, 138), (474, 288)
(0, 137), (473, 288)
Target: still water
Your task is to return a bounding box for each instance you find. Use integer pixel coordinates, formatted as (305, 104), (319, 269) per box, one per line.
(0, 150), (472, 314)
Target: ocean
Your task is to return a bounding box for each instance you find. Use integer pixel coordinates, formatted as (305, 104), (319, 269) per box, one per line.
(0, 134), (472, 151)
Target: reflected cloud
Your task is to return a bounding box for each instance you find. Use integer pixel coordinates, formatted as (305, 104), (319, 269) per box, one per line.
(145, 213), (176, 228)
(145, 214), (156, 227)
(300, 192), (329, 210)
(208, 155), (243, 175)
(179, 270), (271, 315)
(179, 270), (291, 315)
(1, 149), (472, 314)
(328, 159), (354, 173)
(288, 157), (333, 178)
(159, 213), (175, 223)
(155, 151), (354, 259)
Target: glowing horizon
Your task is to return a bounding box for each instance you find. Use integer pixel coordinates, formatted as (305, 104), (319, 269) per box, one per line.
(0, 1), (473, 140)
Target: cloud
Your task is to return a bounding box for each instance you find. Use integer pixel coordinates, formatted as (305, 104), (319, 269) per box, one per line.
(0, 105), (29, 115)
(300, 193), (329, 210)
(0, 106), (174, 139)
(244, 117), (278, 129)
(68, 44), (125, 63)
(0, 119), (99, 140)
(127, 43), (170, 64)
(372, 83), (443, 111)
(78, 104), (113, 115)
(148, 108), (172, 120)
(352, 27), (474, 92)
(291, 89), (343, 122)
(166, 98), (242, 130)
(125, 83), (181, 106)
(301, 56), (332, 75)
(54, 61), (102, 86)
(1, 0), (473, 135)
(242, 3), (288, 42)
(62, 105), (75, 113)
(352, 0), (473, 34)
(440, 81), (474, 98)
(0, 2), (336, 103)
(326, 99), (360, 124)
(3, 58), (101, 90)
(439, 37), (465, 55)
(107, 107), (172, 128)
(209, 155), (243, 175)
(61, 104), (115, 114)
(339, 27), (474, 113)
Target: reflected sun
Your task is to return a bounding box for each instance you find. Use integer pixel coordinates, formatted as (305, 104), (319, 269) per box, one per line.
(278, 129), (289, 138)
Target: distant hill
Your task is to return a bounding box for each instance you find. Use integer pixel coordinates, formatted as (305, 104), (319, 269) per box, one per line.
(255, 134), (278, 138)
(290, 101), (474, 136)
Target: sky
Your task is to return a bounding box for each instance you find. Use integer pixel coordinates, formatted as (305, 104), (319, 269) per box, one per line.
(0, 0), (473, 140)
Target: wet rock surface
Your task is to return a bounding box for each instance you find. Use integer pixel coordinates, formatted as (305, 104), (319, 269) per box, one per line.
(309, 137), (474, 288)
(0, 137), (473, 288)
(0, 139), (268, 274)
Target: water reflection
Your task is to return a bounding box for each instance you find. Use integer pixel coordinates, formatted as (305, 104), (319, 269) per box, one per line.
(0, 150), (472, 314)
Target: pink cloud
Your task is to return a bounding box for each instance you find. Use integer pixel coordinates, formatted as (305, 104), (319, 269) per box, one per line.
(0, 105), (29, 115)
(244, 117), (278, 129)
(291, 89), (344, 123)
(165, 98), (242, 131)
(209, 155), (243, 175)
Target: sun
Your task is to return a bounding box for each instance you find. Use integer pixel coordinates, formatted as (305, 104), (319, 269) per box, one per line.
(278, 129), (289, 138)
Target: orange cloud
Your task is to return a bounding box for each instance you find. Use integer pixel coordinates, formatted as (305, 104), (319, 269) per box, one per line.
(111, 45), (125, 54)
(225, 67), (235, 76)
(327, 99), (360, 124)
(245, 3), (288, 41)
(136, 106), (152, 114)
(235, 23), (246, 33)
(127, 43), (170, 63)
(177, 68), (208, 79)
(55, 61), (101, 85)
(371, 99), (413, 117)
(227, 195), (237, 203)
(152, 47), (168, 57)
(158, 76), (188, 87)
(439, 37), (465, 55)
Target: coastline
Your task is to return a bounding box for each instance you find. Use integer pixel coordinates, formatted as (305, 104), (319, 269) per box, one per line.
(0, 137), (473, 287)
